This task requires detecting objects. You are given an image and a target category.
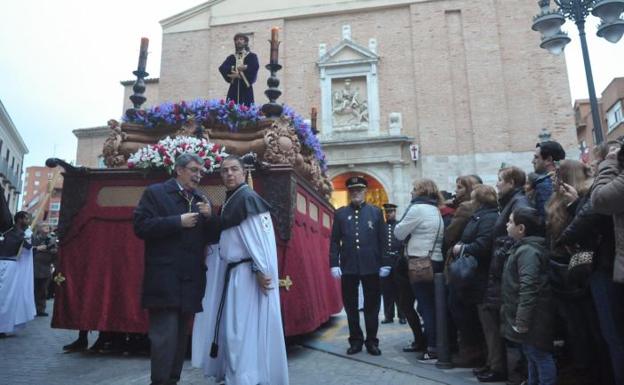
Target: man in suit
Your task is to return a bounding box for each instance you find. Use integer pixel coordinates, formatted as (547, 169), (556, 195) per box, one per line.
(32, 223), (57, 316)
(134, 153), (220, 385)
(380, 203), (405, 324)
(329, 176), (388, 356)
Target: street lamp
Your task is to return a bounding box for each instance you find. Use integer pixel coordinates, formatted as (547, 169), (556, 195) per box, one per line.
(532, 0), (624, 144)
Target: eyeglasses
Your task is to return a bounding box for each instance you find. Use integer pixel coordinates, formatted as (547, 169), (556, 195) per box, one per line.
(184, 166), (204, 174)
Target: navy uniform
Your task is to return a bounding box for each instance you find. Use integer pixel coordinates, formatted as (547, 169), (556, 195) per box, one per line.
(329, 176), (386, 355)
(380, 204), (405, 324)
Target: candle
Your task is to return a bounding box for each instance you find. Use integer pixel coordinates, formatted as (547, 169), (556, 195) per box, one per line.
(311, 107), (317, 119)
(270, 27), (279, 65)
(311, 107), (318, 134)
(138, 37), (149, 72)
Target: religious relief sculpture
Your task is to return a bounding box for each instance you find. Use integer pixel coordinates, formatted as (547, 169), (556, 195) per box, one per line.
(332, 78), (369, 130)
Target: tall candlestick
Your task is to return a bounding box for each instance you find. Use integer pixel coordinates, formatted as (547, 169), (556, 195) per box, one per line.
(138, 37), (149, 72)
(270, 27), (279, 65)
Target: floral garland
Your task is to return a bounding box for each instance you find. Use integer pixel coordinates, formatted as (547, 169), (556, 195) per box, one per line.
(127, 136), (228, 174)
(123, 99), (327, 172)
(123, 99), (261, 132)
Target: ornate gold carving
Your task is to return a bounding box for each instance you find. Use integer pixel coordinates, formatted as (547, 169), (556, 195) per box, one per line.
(53, 272), (66, 286)
(279, 275), (293, 291)
(262, 118), (301, 166)
(102, 119), (128, 168)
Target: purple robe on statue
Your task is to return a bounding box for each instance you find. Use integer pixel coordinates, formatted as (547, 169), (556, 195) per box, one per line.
(218, 51), (259, 106)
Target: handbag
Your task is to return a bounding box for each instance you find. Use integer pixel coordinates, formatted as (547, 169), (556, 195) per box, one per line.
(448, 245), (478, 288)
(567, 250), (593, 286)
(406, 215), (442, 284)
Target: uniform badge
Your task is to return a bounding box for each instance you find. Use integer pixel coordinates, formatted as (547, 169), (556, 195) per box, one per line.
(261, 213), (272, 233)
(368, 220), (373, 229)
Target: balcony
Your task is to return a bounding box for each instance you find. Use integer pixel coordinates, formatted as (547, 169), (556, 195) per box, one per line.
(0, 157), (22, 191)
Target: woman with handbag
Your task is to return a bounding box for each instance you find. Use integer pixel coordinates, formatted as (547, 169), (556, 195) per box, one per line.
(448, 185), (499, 369)
(545, 159), (610, 385)
(394, 178), (444, 362)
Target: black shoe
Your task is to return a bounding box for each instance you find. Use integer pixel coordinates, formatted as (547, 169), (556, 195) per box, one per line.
(477, 371), (507, 383)
(347, 344), (362, 355)
(398, 318), (407, 324)
(402, 341), (426, 353)
(36, 312), (49, 317)
(473, 366), (490, 376)
(63, 338), (88, 352)
(417, 351), (438, 363)
(381, 318), (394, 324)
(365, 342), (381, 356)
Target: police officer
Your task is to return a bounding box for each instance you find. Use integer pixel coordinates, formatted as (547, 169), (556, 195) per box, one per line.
(380, 203), (406, 324)
(329, 176), (388, 356)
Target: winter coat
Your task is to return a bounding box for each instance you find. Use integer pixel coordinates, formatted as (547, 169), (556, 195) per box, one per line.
(501, 236), (554, 351)
(533, 173), (553, 219)
(483, 188), (531, 309)
(558, 194), (615, 274)
(133, 178), (220, 313)
(452, 205), (499, 304)
(443, 200), (477, 260)
(591, 158), (624, 283)
(394, 197), (444, 262)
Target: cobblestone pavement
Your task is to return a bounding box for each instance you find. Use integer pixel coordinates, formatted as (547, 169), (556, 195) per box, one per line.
(0, 301), (499, 385)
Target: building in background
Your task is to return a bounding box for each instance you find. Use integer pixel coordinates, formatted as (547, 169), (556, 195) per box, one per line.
(0, 100), (28, 213)
(575, 77), (624, 153)
(22, 166), (63, 226)
(76, 0), (578, 211)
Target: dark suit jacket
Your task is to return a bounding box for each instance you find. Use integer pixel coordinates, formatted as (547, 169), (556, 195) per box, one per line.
(32, 234), (57, 279)
(133, 178), (220, 313)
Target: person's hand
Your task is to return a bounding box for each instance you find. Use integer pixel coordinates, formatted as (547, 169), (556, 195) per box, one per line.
(24, 228), (33, 241)
(181, 213), (199, 228)
(512, 323), (528, 334)
(606, 145), (621, 160)
(560, 183), (578, 204)
(36, 245), (47, 251)
(256, 272), (273, 295)
(227, 72), (240, 79)
(379, 266), (391, 277)
(197, 202), (212, 218)
(236, 65), (247, 72)
(452, 244), (462, 256)
(331, 267), (342, 279)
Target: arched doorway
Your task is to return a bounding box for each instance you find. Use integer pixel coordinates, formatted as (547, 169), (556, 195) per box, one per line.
(330, 172), (388, 209)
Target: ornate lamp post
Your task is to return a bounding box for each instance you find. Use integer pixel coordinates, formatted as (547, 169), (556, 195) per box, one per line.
(532, 0), (624, 144)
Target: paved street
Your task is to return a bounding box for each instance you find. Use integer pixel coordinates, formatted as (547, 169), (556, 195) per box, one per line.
(0, 300), (500, 385)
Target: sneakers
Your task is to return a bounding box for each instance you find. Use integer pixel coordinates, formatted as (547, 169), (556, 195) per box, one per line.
(417, 351), (438, 363)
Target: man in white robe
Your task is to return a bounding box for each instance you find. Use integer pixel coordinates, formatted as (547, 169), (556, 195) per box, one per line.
(0, 211), (36, 336)
(193, 156), (289, 385)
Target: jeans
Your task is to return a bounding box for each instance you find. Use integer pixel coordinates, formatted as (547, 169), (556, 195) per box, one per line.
(411, 280), (436, 351)
(590, 269), (624, 385)
(522, 344), (556, 385)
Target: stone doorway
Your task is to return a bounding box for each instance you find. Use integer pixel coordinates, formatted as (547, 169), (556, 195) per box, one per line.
(330, 172), (388, 209)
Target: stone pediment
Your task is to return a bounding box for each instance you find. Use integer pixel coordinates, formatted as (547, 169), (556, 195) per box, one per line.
(318, 40), (379, 68)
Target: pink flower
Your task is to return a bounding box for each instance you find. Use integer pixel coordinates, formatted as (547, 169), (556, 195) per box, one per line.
(198, 150), (206, 157)
(215, 155), (222, 163)
(128, 161), (135, 168)
(205, 159), (212, 167)
(228, 100), (235, 108)
(220, 99), (225, 105)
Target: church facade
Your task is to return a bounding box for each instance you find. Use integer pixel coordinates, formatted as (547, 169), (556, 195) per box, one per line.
(86, 0), (576, 210)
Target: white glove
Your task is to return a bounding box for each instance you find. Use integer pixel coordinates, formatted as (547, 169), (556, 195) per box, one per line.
(331, 267), (342, 278)
(24, 228), (33, 241)
(379, 266), (391, 277)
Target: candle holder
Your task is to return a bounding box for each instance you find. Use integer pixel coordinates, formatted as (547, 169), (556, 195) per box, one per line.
(127, 68), (149, 114)
(261, 63), (283, 118)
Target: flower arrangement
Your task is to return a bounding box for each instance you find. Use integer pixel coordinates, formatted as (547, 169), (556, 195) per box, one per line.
(123, 99), (262, 132)
(123, 99), (327, 172)
(127, 136), (228, 174)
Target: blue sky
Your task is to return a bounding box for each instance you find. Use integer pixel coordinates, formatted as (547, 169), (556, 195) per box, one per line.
(1, 0), (622, 171)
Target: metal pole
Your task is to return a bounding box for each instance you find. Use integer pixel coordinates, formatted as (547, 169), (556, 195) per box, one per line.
(575, 15), (605, 144)
(434, 272), (453, 369)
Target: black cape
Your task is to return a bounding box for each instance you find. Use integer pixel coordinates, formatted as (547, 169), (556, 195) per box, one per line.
(220, 183), (271, 231)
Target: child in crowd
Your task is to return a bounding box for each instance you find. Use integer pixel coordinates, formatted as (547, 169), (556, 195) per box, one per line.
(501, 207), (555, 385)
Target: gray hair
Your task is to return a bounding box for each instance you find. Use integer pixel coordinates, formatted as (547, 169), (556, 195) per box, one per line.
(174, 153), (203, 172)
